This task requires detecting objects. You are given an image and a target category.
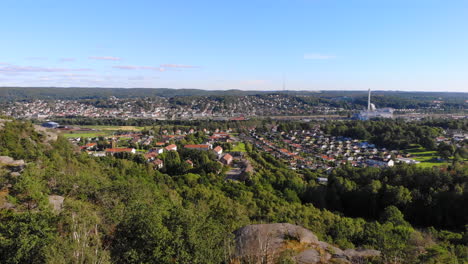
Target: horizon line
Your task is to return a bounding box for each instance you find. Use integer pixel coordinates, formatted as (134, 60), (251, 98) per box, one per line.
(0, 86), (466, 94)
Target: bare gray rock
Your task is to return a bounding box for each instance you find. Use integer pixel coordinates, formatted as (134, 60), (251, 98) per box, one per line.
(0, 201), (15, 210)
(9, 172), (21, 177)
(234, 223), (319, 262)
(294, 249), (321, 264)
(0, 156), (14, 164)
(48, 195), (65, 212)
(233, 223), (381, 264)
(317, 241), (343, 255)
(34, 125), (58, 142)
(342, 248), (381, 259)
(0, 119), (12, 129)
(0, 156), (25, 171)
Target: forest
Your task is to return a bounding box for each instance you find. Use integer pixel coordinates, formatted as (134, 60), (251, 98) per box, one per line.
(0, 119), (466, 263)
(321, 120), (444, 150)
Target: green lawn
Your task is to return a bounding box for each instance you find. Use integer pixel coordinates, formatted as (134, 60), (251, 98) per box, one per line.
(62, 132), (111, 138)
(78, 125), (145, 131)
(62, 125), (145, 138)
(405, 145), (448, 168)
(232, 142), (246, 152)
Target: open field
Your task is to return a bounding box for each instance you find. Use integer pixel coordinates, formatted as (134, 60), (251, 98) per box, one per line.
(232, 142), (246, 152)
(78, 125), (145, 131)
(405, 145), (448, 168)
(62, 131), (112, 138)
(61, 125), (145, 138)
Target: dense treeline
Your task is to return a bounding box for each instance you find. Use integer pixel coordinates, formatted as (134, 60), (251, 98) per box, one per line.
(419, 118), (468, 130)
(303, 165), (468, 230)
(246, 149), (468, 262)
(0, 120), (467, 263)
(247, 148), (468, 229)
(322, 119), (443, 149)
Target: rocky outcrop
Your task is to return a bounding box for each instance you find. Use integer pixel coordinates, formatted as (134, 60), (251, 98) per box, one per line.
(233, 223), (380, 264)
(0, 156), (25, 172)
(0, 118), (12, 129)
(33, 125), (58, 142)
(295, 249), (322, 264)
(48, 195), (65, 212)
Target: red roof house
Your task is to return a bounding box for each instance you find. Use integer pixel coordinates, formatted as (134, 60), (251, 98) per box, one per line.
(213, 146), (223, 155)
(221, 153), (233, 165)
(165, 144), (177, 151)
(184, 144), (211, 151)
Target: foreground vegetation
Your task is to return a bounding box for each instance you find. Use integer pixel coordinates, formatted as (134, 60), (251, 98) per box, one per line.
(0, 119), (466, 263)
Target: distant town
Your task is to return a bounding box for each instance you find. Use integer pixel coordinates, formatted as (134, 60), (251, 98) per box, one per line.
(1, 88), (466, 121)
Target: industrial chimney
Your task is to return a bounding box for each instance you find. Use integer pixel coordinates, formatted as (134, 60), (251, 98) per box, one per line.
(367, 88), (371, 112)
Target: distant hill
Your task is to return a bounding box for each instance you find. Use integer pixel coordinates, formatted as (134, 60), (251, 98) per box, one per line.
(0, 87), (466, 113)
(0, 87), (466, 101)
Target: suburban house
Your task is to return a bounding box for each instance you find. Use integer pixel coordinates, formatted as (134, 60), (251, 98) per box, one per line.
(153, 159), (164, 169)
(184, 144), (211, 151)
(213, 146), (223, 156)
(221, 153), (233, 165)
(150, 148), (164, 154)
(366, 158), (394, 167)
(80, 142), (97, 150)
(144, 152), (158, 162)
(165, 144), (178, 151)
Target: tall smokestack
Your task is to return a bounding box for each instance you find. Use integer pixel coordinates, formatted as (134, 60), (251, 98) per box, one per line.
(367, 88), (371, 111)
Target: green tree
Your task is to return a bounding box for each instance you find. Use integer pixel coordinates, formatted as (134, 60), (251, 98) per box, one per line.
(0, 211), (56, 264)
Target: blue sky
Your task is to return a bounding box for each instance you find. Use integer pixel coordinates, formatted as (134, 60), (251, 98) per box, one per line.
(0, 0), (467, 91)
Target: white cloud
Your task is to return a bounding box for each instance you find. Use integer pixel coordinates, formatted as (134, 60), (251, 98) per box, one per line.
(0, 65), (92, 73)
(113, 65), (165, 71)
(304, 53), (336, 60)
(160, 64), (199, 68)
(89, 56), (121, 61)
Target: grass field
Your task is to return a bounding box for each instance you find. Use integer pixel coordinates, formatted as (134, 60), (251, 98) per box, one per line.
(405, 145), (447, 168)
(78, 125), (145, 131)
(232, 142), (246, 152)
(62, 125), (144, 138)
(62, 131), (112, 138)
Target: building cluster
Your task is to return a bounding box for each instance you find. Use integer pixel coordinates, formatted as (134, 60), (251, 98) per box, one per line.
(437, 129), (468, 143)
(2, 98), (169, 119)
(1, 95), (347, 120)
(244, 126), (418, 172)
(69, 127), (245, 173)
